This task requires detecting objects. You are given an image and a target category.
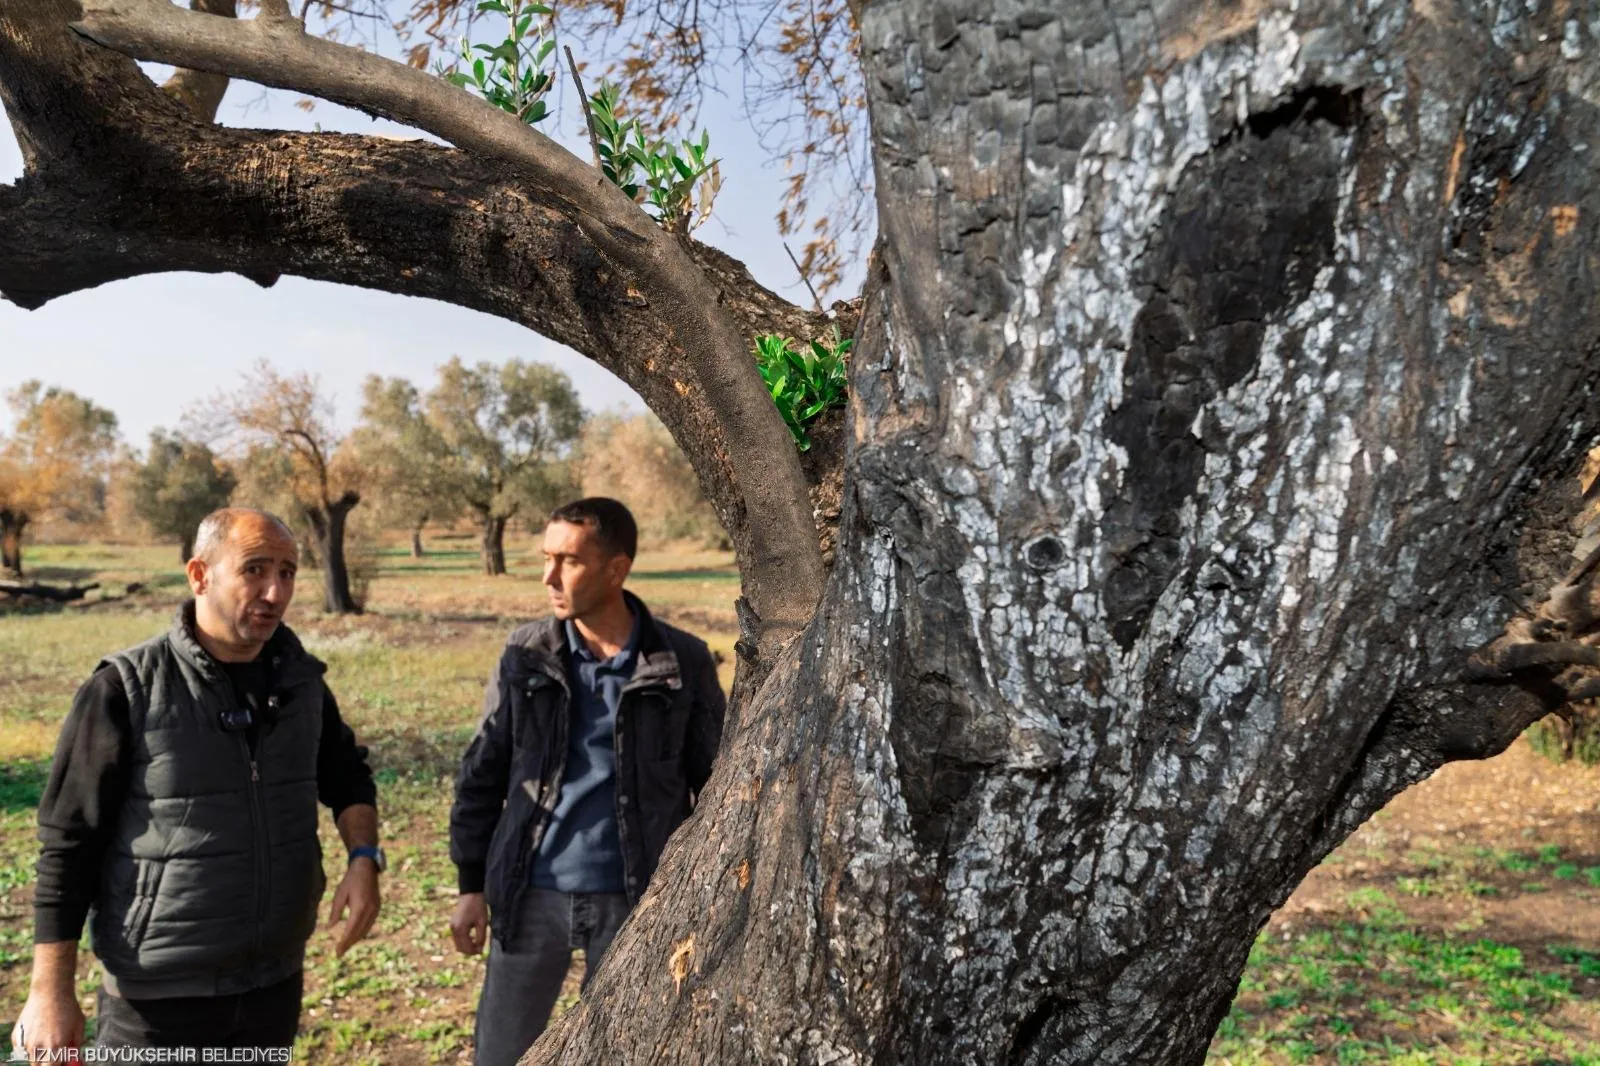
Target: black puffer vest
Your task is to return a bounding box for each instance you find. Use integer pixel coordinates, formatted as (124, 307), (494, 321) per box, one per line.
(92, 603), (327, 999)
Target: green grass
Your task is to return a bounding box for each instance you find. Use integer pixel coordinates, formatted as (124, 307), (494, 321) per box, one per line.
(0, 537), (738, 1062)
(1210, 890), (1600, 1065)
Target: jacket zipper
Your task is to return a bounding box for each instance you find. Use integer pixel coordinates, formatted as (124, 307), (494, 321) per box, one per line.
(238, 730), (268, 970)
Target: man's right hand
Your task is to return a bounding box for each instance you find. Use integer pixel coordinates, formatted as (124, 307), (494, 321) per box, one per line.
(450, 892), (489, 956)
(12, 986), (85, 1062)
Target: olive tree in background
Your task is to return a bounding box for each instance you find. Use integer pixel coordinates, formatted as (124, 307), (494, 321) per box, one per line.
(132, 430), (237, 562)
(191, 362), (365, 613)
(0, 382), (119, 577)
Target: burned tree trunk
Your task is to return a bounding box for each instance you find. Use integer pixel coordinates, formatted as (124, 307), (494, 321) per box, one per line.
(533, 2), (1600, 1063)
(304, 491), (361, 614)
(0, 509), (25, 576)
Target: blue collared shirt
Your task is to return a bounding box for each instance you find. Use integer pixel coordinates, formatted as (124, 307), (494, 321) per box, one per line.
(530, 611), (640, 893)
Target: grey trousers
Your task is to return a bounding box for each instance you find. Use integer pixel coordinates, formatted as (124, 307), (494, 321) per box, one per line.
(473, 887), (631, 1066)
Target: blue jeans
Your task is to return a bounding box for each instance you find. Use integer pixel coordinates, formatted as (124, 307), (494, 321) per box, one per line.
(473, 887), (631, 1066)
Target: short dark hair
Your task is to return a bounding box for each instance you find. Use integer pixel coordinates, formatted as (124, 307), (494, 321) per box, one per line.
(549, 497), (637, 560)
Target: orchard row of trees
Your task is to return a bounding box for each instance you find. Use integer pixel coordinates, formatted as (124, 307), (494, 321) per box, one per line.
(0, 359), (721, 608)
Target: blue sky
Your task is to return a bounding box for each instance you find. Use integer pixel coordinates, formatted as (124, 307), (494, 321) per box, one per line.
(0, 25), (858, 447)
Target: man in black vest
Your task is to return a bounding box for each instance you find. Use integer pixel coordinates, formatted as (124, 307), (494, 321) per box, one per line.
(448, 497), (726, 1066)
(11, 507), (384, 1059)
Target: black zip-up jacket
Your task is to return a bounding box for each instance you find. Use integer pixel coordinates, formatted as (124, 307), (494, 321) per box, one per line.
(449, 593), (725, 943)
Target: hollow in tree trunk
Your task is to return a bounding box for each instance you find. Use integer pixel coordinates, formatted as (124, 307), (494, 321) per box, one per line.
(480, 513), (508, 576)
(0, 509), (27, 577)
(531, 3), (1600, 1064)
(303, 491), (361, 614)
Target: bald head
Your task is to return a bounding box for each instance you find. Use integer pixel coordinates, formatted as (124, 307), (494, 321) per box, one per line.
(193, 507), (295, 564)
(185, 507), (299, 662)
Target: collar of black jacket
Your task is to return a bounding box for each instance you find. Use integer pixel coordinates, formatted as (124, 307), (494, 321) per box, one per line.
(168, 599), (326, 690)
(511, 590), (683, 693)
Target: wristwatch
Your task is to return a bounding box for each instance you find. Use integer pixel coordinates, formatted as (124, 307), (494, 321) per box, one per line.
(348, 845), (387, 873)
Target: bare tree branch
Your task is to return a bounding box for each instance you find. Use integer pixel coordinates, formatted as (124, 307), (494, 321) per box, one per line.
(564, 45), (604, 172)
(3, 0), (828, 646)
(160, 0), (238, 122)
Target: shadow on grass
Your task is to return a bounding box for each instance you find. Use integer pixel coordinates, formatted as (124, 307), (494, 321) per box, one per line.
(14, 564), (101, 584)
(0, 757), (48, 812)
(632, 568), (739, 582)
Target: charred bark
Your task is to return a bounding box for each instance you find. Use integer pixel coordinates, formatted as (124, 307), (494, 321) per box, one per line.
(534, 1), (1600, 1063)
(303, 491), (360, 614)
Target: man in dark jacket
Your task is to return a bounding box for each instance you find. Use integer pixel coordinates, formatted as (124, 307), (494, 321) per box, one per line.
(448, 497), (725, 1066)
(10, 508), (384, 1059)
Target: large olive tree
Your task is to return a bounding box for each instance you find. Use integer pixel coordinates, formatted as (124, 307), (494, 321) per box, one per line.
(4, 0), (1599, 1061)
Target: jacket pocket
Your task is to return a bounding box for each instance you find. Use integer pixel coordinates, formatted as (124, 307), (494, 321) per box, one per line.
(508, 673), (558, 758)
(484, 787), (534, 916)
(635, 755), (690, 867)
(123, 859), (165, 948)
(632, 690), (692, 763)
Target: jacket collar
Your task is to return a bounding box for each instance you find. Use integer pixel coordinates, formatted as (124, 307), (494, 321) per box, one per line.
(168, 599), (325, 689)
(515, 591), (681, 692)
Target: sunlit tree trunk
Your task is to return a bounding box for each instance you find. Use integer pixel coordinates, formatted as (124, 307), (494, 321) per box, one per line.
(481, 513), (508, 576)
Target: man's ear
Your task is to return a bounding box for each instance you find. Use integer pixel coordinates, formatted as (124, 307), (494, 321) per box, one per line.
(185, 556), (209, 596)
(611, 553), (633, 587)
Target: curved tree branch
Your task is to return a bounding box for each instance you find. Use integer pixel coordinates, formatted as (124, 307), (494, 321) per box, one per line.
(160, 0), (237, 122)
(1, 0), (830, 649)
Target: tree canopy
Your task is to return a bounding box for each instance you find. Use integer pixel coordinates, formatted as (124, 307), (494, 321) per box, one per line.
(0, 381), (119, 574)
(131, 430), (238, 562)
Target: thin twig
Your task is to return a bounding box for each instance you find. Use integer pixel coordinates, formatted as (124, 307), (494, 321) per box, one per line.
(785, 241), (822, 311)
(564, 45), (604, 175)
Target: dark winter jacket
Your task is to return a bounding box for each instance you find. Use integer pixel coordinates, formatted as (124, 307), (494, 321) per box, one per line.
(449, 593), (726, 943)
(90, 604), (332, 999)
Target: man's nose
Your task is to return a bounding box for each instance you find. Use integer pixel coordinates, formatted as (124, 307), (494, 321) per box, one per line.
(543, 566), (559, 589)
(262, 576), (291, 604)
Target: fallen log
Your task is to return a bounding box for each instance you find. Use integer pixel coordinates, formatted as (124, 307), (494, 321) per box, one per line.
(0, 580), (99, 602)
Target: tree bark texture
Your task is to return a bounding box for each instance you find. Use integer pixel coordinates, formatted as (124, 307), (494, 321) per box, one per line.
(303, 492), (360, 614)
(4, 0), (1600, 1062)
(158, 0), (236, 122)
(410, 524), (426, 559)
(481, 514), (509, 577)
(531, 1), (1600, 1063)
(0, 510), (28, 576)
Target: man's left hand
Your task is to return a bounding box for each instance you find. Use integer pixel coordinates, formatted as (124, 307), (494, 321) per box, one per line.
(329, 858), (381, 958)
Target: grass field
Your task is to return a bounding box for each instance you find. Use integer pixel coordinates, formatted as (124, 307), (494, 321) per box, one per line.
(2, 537), (1598, 1064)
